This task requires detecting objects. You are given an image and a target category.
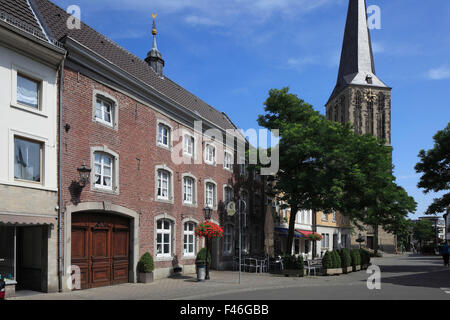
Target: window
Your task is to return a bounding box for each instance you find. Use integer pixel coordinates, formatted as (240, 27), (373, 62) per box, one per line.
(322, 212), (328, 222)
(95, 97), (113, 126)
(17, 74), (39, 109)
(205, 182), (216, 207)
(157, 170), (171, 200)
(157, 123), (170, 147)
(156, 219), (172, 257)
(94, 153), (113, 190)
(14, 137), (42, 183)
(342, 215), (346, 225)
(183, 135), (194, 157)
(205, 144), (216, 164)
(332, 211), (337, 223)
(183, 222), (196, 256)
(224, 186), (233, 204)
(321, 233), (329, 249)
(224, 151), (233, 170)
(223, 224), (233, 255)
(183, 176), (195, 204)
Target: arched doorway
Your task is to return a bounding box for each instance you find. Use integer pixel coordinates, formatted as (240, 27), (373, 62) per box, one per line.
(64, 202), (139, 291)
(72, 212), (130, 289)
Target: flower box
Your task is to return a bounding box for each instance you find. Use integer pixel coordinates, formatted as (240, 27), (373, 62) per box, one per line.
(353, 265), (361, 272)
(138, 272), (154, 284)
(343, 266), (353, 274)
(283, 269), (304, 277)
(322, 268), (342, 276)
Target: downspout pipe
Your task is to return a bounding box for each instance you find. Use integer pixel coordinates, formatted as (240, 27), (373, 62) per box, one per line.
(57, 55), (66, 292)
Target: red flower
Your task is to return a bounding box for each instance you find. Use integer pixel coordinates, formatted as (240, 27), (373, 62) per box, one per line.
(195, 221), (223, 239)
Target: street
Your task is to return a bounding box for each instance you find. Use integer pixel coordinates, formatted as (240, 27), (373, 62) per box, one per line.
(10, 254), (450, 300)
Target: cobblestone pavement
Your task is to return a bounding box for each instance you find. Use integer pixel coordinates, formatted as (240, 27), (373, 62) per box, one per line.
(10, 254), (450, 300)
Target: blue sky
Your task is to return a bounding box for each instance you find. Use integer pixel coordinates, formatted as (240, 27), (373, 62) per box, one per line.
(52, 0), (450, 218)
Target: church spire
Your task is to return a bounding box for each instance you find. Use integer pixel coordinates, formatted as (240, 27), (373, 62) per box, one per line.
(145, 13), (165, 76)
(328, 0), (388, 103)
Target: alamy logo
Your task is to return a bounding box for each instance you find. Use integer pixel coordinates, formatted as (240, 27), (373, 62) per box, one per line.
(366, 265), (381, 290)
(66, 5), (81, 30)
(66, 265), (81, 290)
(367, 5), (382, 30)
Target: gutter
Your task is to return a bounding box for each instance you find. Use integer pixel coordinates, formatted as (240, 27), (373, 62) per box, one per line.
(57, 55), (66, 292)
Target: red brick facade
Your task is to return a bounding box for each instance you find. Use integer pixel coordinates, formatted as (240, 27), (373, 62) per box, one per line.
(61, 68), (238, 274)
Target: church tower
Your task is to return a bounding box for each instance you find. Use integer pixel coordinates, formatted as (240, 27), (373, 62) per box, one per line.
(326, 0), (391, 145)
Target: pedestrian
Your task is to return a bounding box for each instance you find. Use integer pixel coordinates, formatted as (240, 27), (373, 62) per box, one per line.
(441, 242), (449, 267)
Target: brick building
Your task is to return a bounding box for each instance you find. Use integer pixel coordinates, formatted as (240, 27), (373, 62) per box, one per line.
(22, 0), (268, 291)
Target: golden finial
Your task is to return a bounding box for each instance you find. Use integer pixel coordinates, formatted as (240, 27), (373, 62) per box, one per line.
(152, 13), (158, 35)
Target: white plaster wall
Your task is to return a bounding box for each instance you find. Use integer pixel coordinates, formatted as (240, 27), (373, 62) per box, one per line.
(0, 45), (58, 192)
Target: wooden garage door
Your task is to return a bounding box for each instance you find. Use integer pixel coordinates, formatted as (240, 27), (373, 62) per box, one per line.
(72, 213), (130, 290)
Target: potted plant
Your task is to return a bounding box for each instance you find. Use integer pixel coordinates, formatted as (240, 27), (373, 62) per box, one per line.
(282, 255), (304, 277)
(322, 251), (343, 276)
(360, 248), (371, 269)
(350, 249), (361, 271)
(195, 248), (211, 281)
(339, 248), (353, 274)
(194, 221), (223, 281)
(137, 252), (154, 283)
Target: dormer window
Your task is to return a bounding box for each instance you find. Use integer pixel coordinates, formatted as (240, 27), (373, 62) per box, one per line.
(366, 74), (373, 84)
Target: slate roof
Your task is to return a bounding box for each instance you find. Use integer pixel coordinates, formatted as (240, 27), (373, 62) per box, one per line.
(30, 0), (237, 131)
(328, 0), (388, 103)
(0, 0), (46, 39)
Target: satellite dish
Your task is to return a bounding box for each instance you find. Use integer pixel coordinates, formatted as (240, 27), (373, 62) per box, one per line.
(226, 201), (236, 216)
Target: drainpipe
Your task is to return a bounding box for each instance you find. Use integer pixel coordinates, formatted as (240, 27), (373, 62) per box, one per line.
(57, 55), (66, 292)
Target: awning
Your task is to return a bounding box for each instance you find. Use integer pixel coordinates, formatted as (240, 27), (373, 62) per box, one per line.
(274, 227), (303, 238)
(296, 229), (315, 237)
(0, 213), (56, 226)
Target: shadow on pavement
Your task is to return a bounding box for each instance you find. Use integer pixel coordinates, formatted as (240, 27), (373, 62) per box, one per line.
(380, 269), (450, 289)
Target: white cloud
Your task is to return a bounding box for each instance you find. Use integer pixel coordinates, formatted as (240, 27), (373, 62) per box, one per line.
(428, 66), (450, 80)
(372, 41), (385, 53)
(185, 15), (224, 27)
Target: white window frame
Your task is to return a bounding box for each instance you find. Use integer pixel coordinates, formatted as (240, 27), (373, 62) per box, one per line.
(332, 211), (337, 223)
(10, 65), (48, 117)
(183, 134), (195, 158)
(205, 181), (217, 209)
(322, 212), (328, 222)
(90, 146), (119, 194)
(183, 221), (197, 257)
(204, 143), (216, 165)
(223, 224), (234, 256)
(223, 150), (233, 171)
(157, 170), (170, 200)
(154, 165), (174, 203)
(223, 185), (234, 205)
(182, 175), (196, 206)
(156, 218), (173, 258)
(92, 90), (118, 130)
(93, 152), (113, 191)
(13, 136), (43, 184)
(156, 120), (173, 150)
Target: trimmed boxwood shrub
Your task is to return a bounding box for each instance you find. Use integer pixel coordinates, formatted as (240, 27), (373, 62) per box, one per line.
(350, 249), (361, 267)
(282, 255), (304, 271)
(196, 248), (211, 264)
(339, 248), (352, 269)
(137, 252), (154, 273)
(329, 250), (340, 269)
(360, 248), (371, 266)
(322, 251), (333, 269)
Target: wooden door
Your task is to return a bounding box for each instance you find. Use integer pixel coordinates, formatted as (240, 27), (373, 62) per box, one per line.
(72, 213), (130, 289)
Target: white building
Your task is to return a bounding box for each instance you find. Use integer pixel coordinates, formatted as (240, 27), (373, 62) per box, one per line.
(316, 211), (351, 258)
(0, 2), (65, 295)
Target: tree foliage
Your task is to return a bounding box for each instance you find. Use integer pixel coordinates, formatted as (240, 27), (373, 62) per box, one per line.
(257, 88), (416, 253)
(413, 219), (435, 245)
(415, 123), (450, 214)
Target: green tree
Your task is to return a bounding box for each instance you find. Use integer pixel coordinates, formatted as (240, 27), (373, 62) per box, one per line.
(415, 123), (450, 215)
(413, 219), (435, 249)
(257, 88), (355, 254)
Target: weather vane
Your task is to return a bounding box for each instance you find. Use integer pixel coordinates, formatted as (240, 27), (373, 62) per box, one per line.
(152, 13), (158, 35)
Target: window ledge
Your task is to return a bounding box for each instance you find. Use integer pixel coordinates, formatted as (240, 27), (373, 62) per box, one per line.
(94, 119), (117, 130)
(181, 255), (196, 260)
(91, 185), (119, 195)
(182, 202), (198, 208)
(1, 180), (57, 192)
(156, 143), (172, 151)
(11, 103), (48, 118)
(155, 198), (174, 205)
(155, 256), (174, 262)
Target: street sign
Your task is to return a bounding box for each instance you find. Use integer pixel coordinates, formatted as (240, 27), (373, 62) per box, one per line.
(226, 201), (236, 216)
